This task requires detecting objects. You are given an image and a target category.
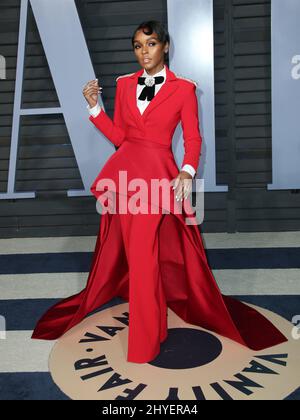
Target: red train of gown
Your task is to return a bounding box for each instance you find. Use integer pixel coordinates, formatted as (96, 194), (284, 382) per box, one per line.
(31, 137), (288, 355)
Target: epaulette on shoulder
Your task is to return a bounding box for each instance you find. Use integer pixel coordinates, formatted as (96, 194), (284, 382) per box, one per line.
(116, 72), (135, 82)
(176, 74), (198, 87)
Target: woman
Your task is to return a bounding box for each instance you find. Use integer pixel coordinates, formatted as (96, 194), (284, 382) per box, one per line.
(31, 21), (288, 363)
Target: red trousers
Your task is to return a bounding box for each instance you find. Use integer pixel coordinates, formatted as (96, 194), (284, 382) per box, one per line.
(116, 193), (168, 362)
(119, 210), (168, 362)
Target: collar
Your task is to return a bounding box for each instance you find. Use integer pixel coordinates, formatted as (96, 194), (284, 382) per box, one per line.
(142, 64), (166, 79)
(129, 63), (177, 83)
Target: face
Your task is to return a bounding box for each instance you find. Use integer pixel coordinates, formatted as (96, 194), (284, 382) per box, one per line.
(133, 30), (169, 75)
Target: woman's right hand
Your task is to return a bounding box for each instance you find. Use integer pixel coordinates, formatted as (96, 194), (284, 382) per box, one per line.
(82, 79), (102, 108)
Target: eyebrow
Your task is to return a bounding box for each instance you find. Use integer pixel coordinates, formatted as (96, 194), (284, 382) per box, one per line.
(133, 37), (158, 43)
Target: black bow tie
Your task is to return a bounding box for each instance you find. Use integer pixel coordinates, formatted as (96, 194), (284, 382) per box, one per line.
(138, 76), (165, 101)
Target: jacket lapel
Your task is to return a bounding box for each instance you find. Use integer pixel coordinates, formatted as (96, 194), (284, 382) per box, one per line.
(127, 64), (178, 128)
(127, 67), (144, 128)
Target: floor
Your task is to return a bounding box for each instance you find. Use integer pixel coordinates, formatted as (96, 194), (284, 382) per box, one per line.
(0, 231), (299, 400)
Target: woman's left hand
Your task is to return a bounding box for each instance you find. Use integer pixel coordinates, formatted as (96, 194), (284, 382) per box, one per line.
(172, 171), (193, 202)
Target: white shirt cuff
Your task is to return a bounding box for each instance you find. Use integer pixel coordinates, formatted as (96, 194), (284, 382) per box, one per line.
(181, 164), (196, 178)
(87, 102), (101, 117)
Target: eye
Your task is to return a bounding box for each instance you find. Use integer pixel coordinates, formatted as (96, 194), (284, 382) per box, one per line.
(134, 42), (156, 49)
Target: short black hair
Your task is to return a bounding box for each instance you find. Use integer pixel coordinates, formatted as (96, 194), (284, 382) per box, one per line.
(131, 20), (170, 56)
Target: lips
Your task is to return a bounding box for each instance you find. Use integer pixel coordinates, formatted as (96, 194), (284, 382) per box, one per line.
(143, 58), (151, 63)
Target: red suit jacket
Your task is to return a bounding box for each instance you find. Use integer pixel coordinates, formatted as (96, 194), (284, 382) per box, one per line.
(88, 64), (202, 173)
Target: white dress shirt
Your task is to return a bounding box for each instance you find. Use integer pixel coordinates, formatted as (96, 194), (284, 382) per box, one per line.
(87, 65), (196, 178)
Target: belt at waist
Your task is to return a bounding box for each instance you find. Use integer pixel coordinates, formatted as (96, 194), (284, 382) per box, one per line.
(123, 137), (171, 150)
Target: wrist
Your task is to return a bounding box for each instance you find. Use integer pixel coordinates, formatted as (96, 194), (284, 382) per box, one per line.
(181, 164), (196, 179)
(87, 102), (101, 118)
(87, 101), (97, 109)
(180, 170), (193, 179)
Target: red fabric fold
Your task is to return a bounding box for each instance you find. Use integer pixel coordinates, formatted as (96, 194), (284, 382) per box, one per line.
(31, 139), (288, 356)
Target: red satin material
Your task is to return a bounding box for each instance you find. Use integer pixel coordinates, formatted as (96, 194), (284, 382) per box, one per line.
(31, 138), (288, 362)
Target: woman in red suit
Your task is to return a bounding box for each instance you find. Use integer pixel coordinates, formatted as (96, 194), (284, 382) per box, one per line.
(31, 21), (288, 363)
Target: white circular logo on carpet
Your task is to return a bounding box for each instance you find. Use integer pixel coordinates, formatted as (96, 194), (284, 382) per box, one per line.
(49, 302), (299, 400)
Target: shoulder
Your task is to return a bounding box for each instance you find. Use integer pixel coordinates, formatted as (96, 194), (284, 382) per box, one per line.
(175, 74), (198, 88)
(116, 72), (135, 83)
